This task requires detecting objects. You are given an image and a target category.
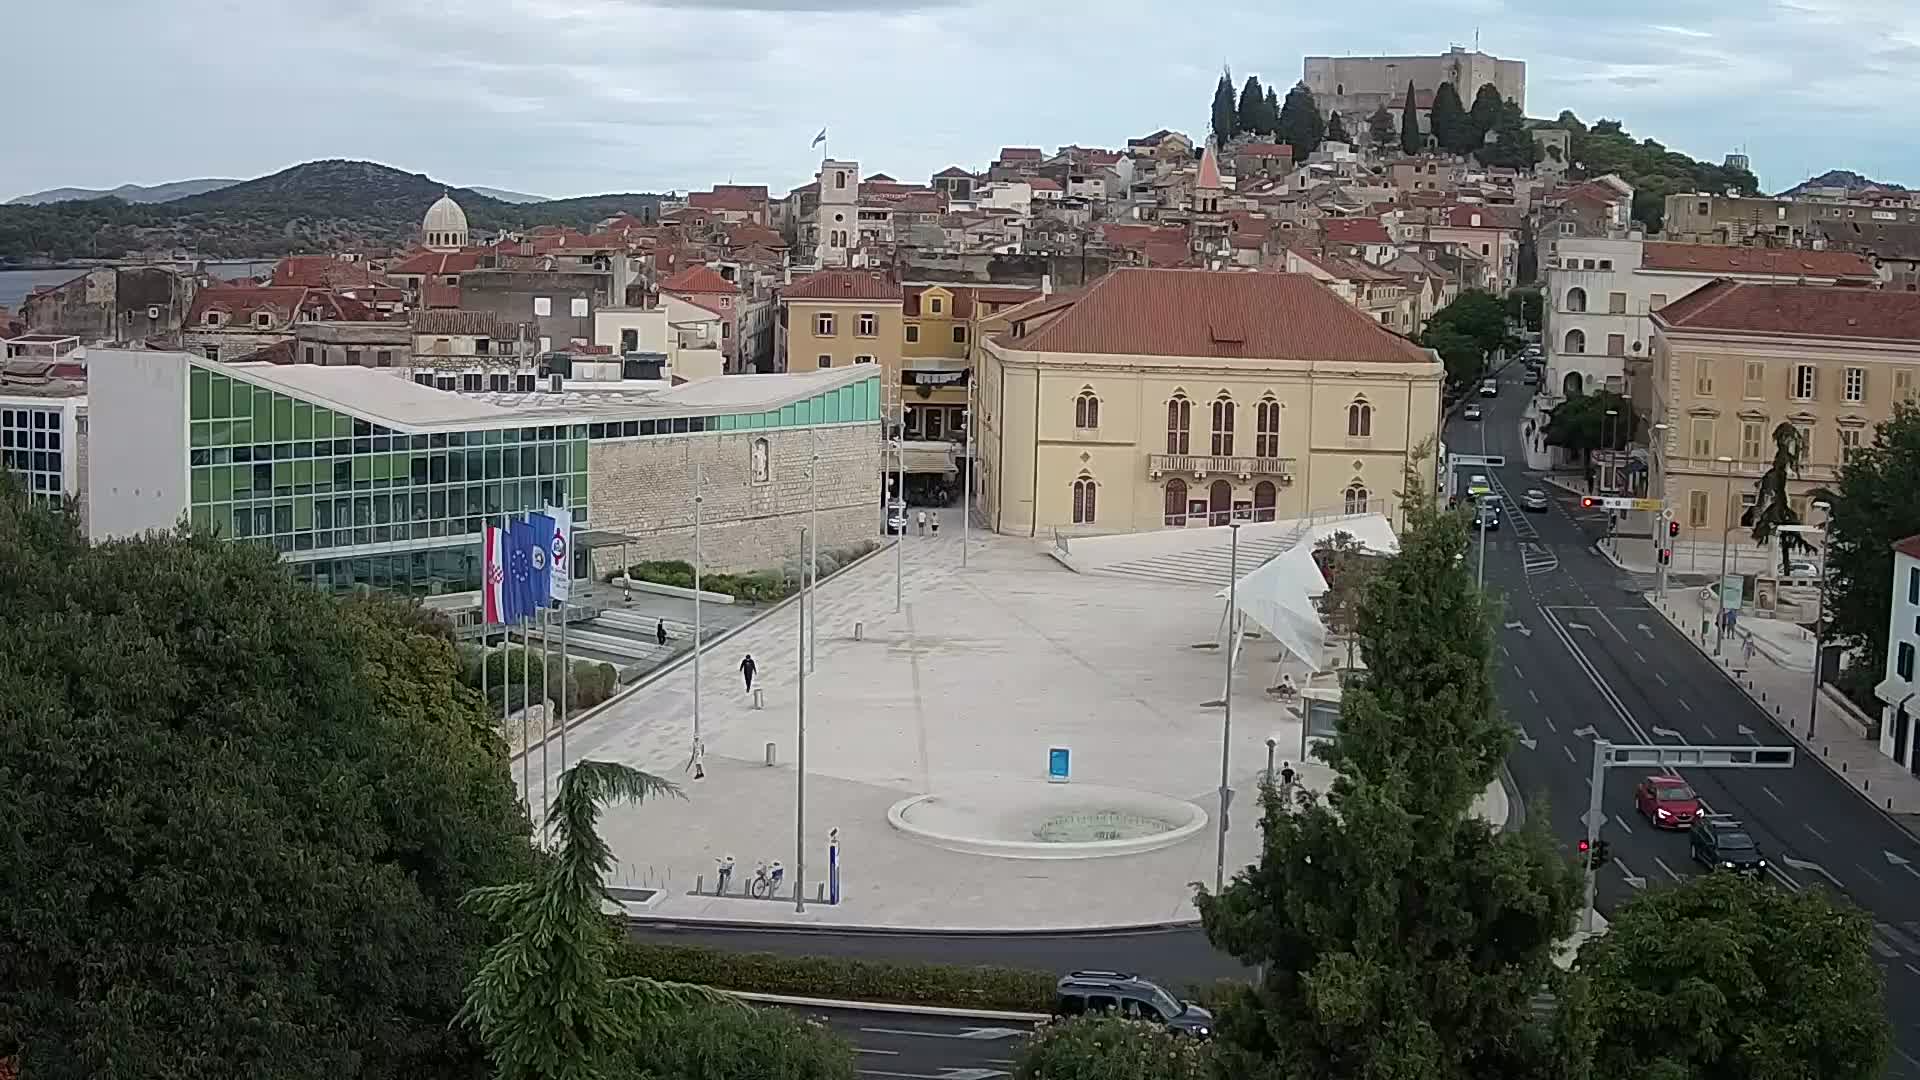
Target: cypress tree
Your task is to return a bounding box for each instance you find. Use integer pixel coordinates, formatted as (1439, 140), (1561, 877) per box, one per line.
(1430, 81), (1469, 154)
(1211, 69), (1238, 146)
(1326, 110), (1350, 145)
(1468, 82), (1504, 147)
(1366, 104), (1395, 148)
(1275, 82), (1326, 164)
(1238, 75), (1269, 137)
(1399, 80), (1422, 154)
(1264, 86), (1281, 136)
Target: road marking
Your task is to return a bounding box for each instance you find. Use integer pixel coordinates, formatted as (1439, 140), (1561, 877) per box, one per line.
(859, 1070), (1008, 1080)
(1651, 725), (1682, 738)
(1634, 650), (1647, 664)
(1615, 860), (1647, 888)
(1653, 671), (1669, 686)
(1514, 663), (1525, 679)
(1779, 855), (1837, 889)
(1637, 623), (1655, 639)
(1699, 723), (1717, 739)
(1897, 1046), (1920, 1074)
(1676, 698), (1693, 713)
(1613, 813), (1634, 834)
(1528, 689), (1539, 703)
(1888, 851), (1920, 879)
(1767, 864), (1804, 891)
(1805, 824), (1829, 844)
(1761, 785), (1784, 805)
(858, 1049), (903, 1056)
(1516, 728), (1538, 750)
(1859, 865), (1884, 886)
(1653, 856), (1682, 882)
(861, 1028), (1027, 1042)
(1563, 745), (1576, 763)
(1544, 716), (1557, 732)
(1501, 644), (1510, 658)
(1907, 963), (1920, 978)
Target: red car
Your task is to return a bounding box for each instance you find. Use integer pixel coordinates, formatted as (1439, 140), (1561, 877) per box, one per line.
(1634, 776), (1700, 829)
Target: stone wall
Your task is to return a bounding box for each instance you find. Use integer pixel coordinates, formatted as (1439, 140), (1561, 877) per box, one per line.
(586, 421), (882, 575)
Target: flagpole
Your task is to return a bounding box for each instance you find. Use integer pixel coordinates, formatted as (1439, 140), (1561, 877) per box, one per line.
(501, 514), (513, 802)
(558, 595), (568, 779)
(693, 461), (704, 745)
(540, 604), (551, 820)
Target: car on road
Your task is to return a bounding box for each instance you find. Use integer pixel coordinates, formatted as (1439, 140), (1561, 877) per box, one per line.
(1689, 815), (1768, 875)
(1784, 559), (1819, 580)
(1519, 489), (1550, 513)
(1474, 501), (1502, 531)
(1054, 971), (1214, 1037)
(1463, 404), (1483, 421)
(1634, 775), (1700, 829)
(1479, 378), (1499, 397)
(1523, 368), (1541, 385)
(1466, 474), (1491, 499)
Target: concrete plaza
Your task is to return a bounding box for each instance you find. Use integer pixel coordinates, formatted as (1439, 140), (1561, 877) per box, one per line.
(521, 528), (1504, 930)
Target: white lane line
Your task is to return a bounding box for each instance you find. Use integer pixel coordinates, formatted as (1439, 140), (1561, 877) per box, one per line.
(1805, 824), (1830, 844)
(1501, 644), (1510, 658)
(1613, 814), (1635, 834)
(1676, 698), (1693, 712)
(1860, 865), (1884, 886)
(1906, 963), (1920, 978)
(1528, 689), (1539, 703)
(1563, 745), (1577, 763)
(1653, 856), (1682, 882)
(1514, 663), (1525, 679)
(1762, 785), (1784, 805)
(1634, 650), (1647, 664)
(1654, 671), (1669, 686)
(1544, 716), (1557, 732)
(856, 1049), (903, 1057)
(1700, 723), (1717, 740)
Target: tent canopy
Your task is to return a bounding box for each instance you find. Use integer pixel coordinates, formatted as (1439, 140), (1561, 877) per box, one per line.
(1216, 514), (1399, 671)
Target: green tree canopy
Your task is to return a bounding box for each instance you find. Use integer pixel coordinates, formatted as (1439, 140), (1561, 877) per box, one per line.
(1238, 75), (1272, 136)
(1475, 96), (1543, 171)
(1399, 80), (1422, 154)
(1325, 109), (1349, 145)
(1505, 287), (1544, 332)
(1366, 104), (1395, 148)
(0, 483), (533, 1080)
(1577, 873), (1890, 1079)
(1543, 390), (1637, 486)
(1429, 81), (1471, 154)
(626, 1002), (854, 1080)
(1425, 287), (1513, 356)
(1211, 70), (1238, 147)
(1197, 472), (1583, 1079)
(1467, 82), (1504, 146)
(1530, 111), (1758, 231)
(1275, 82), (1325, 163)
(1741, 421), (1813, 574)
(1013, 1016), (1216, 1080)
(1422, 323), (1488, 392)
(1815, 401), (1920, 685)
(1264, 86), (1281, 136)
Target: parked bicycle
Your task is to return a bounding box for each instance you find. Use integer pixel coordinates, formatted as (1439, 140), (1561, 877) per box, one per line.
(749, 859), (785, 899)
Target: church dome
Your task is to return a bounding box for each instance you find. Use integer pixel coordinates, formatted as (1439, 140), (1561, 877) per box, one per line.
(422, 194), (470, 251)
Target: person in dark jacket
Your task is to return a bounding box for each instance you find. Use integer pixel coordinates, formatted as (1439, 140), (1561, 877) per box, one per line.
(740, 653), (757, 693)
(656, 618), (668, 647)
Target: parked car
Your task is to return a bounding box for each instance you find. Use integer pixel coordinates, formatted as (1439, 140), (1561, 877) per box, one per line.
(1054, 971), (1215, 1037)
(1635, 775), (1700, 829)
(1524, 368), (1541, 385)
(1690, 815), (1767, 875)
(1463, 404), (1483, 421)
(1520, 489), (1550, 512)
(1785, 559), (1819, 580)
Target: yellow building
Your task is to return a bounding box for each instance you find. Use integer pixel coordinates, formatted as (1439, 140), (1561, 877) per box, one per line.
(1647, 280), (1920, 539)
(899, 283), (1040, 440)
(778, 269), (904, 377)
(976, 267), (1444, 536)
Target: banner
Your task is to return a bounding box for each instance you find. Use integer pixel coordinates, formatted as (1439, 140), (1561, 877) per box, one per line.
(527, 511), (556, 609)
(508, 517), (537, 622)
(546, 505), (573, 603)
(482, 524), (506, 624)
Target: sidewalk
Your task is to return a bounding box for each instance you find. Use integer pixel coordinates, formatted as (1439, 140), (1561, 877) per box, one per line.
(1594, 534), (1795, 581)
(1647, 587), (1920, 838)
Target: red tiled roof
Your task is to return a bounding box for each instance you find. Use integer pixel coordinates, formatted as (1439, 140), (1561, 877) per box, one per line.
(689, 188), (761, 213)
(1235, 142), (1293, 159)
(1099, 223), (1194, 268)
(660, 265), (739, 295)
(724, 222), (786, 249)
(1029, 178), (1062, 192)
(1653, 280), (1920, 342)
(186, 285), (311, 326)
(388, 249), (485, 276)
(782, 269), (904, 302)
(1639, 242), (1875, 279)
(1197, 145), (1222, 190)
(1002, 268), (1433, 363)
(997, 147), (1043, 161)
(1322, 217), (1391, 245)
(1442, 204), (1522, 230)
(270, 255), (387, 290)
(422, 283), (460, 309)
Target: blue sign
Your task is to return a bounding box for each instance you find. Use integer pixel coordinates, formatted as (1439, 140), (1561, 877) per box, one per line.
(1048, 746), (1071, 783)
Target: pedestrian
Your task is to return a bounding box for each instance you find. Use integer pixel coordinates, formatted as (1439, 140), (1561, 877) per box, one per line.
(656, 618), (668, 647)
(686, 735), (706, 781)
(740, 652), (757, 693)
(715, 853), (736, 896)
(916, 510), (927, 535)
(1280, 761), (1297, 789)
(622, 575), (632, 604)
(930, 512), (940, 536)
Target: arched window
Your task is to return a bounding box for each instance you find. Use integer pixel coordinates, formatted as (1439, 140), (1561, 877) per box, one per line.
(1211, 394), (1236, 455)
(1208, 479), (1233, 526)
(1344, 482), (1371, 515)
(1165, 394), (1191, 454)
(1072, 474), (1098, 524)
(1254, 480), (1277, 522)
(1565, 328), (1586, 354)
(1347, 398), (1373, 437)
(1566, 286), (1587, 313)
(1255, 396), (1281, 458)
(1074, 387), (1101, 430)
(1164, 478), (1189, 526)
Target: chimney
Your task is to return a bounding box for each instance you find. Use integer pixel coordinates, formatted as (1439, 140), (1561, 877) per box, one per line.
(1041, 273), (1053, 298)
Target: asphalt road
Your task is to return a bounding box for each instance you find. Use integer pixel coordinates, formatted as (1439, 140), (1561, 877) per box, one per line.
(799, 1004), (1032, 1080)
(1456, 364), (1920, 1078)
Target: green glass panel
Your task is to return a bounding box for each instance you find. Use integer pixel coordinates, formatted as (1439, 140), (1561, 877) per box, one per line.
(207, 420), (228, 446)
(335, 411), (355, 436)
(274, 396), (294, 442)
(571, 440), (588, 470)
(251, 386), (272, 435)
(353, 456), (372, 481)
(824, 388), (842, 423)
(209, 373), (232, 419)
(293, 402), (313, 440)
(230, 464), (250, 499)
(294, 498), (314, 529)
(273, 462), (292, 488)
(781, 403), (799, 427)
(212, 467), (232, 500)
(190, 422), (210, 448)
(229, 417), (252, 444)
(311, 407), (332, 437)
(293, 460), (313, 486)
(190, 468), (211, 503)
(372, 455), (390, 481)
(190, 504), (212, 530)
(190, 366), (211, 421)
(865, 376), (880, 419)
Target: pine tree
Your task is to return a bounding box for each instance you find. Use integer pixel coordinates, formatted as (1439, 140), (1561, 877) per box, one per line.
(1325, 110), (1350, 145)
(1274, 81), (1326, 164)
(1366, 104), (1395, 148)
(1399, 80), (1422, 154)
(1430, 81), (1469, 154)
(1264, 87), (1281, 136)
(1211, 69), (1238, 147)
(1238, 75), (1269, 138)
(1468, 82), (1504, 147)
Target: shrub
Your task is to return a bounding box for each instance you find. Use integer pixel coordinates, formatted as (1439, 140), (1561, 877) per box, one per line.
(625, 1000), (855, 1080)
(1012, 1016), (1217, 1080)
(612, 543), (879, 605)
(569, 659), (618, 711)
(613, 941), (1055, 1012)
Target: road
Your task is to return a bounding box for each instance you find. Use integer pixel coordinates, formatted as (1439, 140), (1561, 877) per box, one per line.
(1457, 363), (1920, 1078)
(801, 1004), (1031, 1080)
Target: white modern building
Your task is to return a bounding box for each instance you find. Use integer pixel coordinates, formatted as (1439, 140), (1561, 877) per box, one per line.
(1878, 535), (1920, 774)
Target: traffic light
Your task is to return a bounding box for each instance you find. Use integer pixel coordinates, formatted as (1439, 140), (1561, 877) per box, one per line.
(1577, 839), (1614, 869)
(1658, 548), (1672, 566)
(1669, 520), (1681, 539)
(1579, 496), (1598, 509)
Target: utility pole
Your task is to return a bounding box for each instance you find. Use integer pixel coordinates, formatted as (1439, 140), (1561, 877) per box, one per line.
(693, 460), (704, 741)
(795, 527), (808, 913)
(1215, 522), (1241, 894)
(962, 373), (973, 568)
(809, 439), (819, 674)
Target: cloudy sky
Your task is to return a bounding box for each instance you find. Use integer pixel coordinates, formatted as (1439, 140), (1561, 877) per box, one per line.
(9, 0), (1918, 201)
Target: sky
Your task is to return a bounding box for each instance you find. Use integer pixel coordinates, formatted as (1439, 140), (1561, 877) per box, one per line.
(9, 0), (1920, 202)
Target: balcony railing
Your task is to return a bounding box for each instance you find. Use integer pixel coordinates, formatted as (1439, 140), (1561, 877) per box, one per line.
(1147, 453), (1297, 480)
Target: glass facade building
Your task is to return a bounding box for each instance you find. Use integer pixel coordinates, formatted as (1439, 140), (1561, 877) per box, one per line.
(1, 403), (72, 508)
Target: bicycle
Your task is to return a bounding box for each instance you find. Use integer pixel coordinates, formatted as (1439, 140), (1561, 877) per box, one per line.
(748, 859), (785, 899)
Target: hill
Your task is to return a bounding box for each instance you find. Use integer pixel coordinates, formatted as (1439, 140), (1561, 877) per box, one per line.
(1776, 169), (1908, 198)
(469, 186), (547, 204)
(0, 160), (665, 262)
(8, 178), (241, 206)
(1529, 112), (1759, 233)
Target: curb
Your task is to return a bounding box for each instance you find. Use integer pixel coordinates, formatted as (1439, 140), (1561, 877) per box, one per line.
(730, 990), (1047, 1022)
(1499, 761), (1526, 834)
(624, 914), (1204, 937)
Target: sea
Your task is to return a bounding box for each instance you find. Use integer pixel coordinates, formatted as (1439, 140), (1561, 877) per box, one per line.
(0, 261), (277, 312)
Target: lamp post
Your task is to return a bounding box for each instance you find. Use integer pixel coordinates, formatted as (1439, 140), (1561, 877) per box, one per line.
(1215, 523), (1241, 895)
(1714, 455), (1735, 655)
(796, 526), (808, 912)
(1476, 412), (1490, 590)
(1781, 506), (1830, 737)
(692, 463), (704, 741)
(962, 375), (973, 569)
(808, 443), (819, 674)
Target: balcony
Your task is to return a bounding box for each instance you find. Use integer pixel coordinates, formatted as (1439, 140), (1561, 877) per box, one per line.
(1147, 454), (1296, 481)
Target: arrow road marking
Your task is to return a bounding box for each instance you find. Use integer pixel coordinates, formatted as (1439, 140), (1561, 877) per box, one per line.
(1504, 620), (1534, 638)
(861, 1028), (1027, 1042)
(1637, 623), (1655, 639)
(1888, 851), (1920, 880)
(1650, 726), (1682, 738)
(1615, 859), (1647, 888)
(1516, 728), (1538, 751)
(1736, 723), (1758, 743)
(1572, 725), (1598, 738)
(1566, 621), (1594, 634)
(1779, 855), (1843, 890)
(1652, 856), (1682, 882)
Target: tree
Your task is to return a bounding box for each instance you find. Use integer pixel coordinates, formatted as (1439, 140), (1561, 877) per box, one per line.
(1529, 109), (1757, 233)
(1238, 75), (1271, 137)
(1467, 82), (1505, 147)
(1578, 873), (1890, 1079)
(1325, 109), (1349, 145)
(1013, 1016), (1217, 1080)
(1313, 530), (1382, 669)
(458, 761), (718, 1080)
(1429, 81), (1470, 154)
(1211, 69), (1238, 147)
(1505, 287), (1544, 332)
(1475, 97), (1542, 171)
(1399, 80), (1422, 154)
(0, 482), (534, 1080)
(1275, 82), (1325, 164)
(1197, 475), (1583, 1080)
(626, 1003), (854, 1080)
(1815, 401), (1920, 697)
(1264, 86), (1281, 136)
(1425, 286), (1513, 357)
(1366, 104), (1395, 148)
(1543, 390), (1636, 486)
(1742, 421), (1813, 576)
(1422, 323), (1487, 392)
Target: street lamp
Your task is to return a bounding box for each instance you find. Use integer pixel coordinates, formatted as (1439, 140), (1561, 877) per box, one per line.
(1602, 408), (1619, 495)
(1714, 455), (1735, 655)
(796, 526), (808, 912)
(1780, 503), (1830, 738)
(1215, 522), (1241, 895)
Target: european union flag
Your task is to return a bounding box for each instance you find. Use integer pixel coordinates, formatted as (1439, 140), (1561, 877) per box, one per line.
(527, 511), (555, 609)
(508, 518), (537, 623)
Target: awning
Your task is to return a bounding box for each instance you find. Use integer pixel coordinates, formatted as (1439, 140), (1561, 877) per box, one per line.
(1873, 676), (1915, 709)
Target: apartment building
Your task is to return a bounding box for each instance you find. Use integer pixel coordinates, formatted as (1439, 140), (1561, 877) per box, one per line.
(1647, 282), (1920, 553)
(777, 269), (904, 378)
(1877, 536), (1920, 774)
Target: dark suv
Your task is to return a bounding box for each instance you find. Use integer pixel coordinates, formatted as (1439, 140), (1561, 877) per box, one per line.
(1053, 970), (1214, 1037)
(1689, 815), (1767, 876)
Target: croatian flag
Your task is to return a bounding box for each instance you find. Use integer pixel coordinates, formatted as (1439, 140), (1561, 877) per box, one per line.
(482, 524), (507, 624)
(546, 505), (573, 604)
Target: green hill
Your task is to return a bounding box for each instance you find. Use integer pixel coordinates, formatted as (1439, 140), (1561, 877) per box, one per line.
(1529, 112), (1759, 232)
(0, 160), (665, 263)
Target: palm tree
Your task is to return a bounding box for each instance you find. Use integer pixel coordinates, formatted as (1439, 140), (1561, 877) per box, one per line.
(1743, 421), (1812, 576)
(458, 761), (719, 1080)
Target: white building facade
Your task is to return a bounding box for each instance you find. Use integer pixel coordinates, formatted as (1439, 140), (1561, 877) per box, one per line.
(1878, 538), (1920, 774)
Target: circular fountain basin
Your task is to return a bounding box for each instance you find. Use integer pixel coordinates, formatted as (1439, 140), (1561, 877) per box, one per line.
(887, 782), (1208, 859)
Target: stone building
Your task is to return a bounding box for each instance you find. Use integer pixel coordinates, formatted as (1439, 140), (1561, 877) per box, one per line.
(21, 266), (196, 346)
(1303, 47), (1526, 124)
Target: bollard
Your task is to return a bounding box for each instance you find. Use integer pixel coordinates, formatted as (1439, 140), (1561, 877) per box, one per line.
(1864, 779), (1870, 791)
(696, 873), (705, 895)
(854, 621), (865, 641)
(1760, 691), (1766, 702)
(1840, 761), (1847, 772)
(764, 741), (776, 766)
(817, 883), (827, 902)
(752, 687), (765, 710)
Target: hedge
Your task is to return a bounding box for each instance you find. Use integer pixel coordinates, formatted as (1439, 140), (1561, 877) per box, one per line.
(612, 542), (881, 605)
(614, 940), (1057, 1013)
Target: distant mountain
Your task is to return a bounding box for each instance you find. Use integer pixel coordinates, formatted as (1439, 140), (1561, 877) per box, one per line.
(1776, 169), (1910, 198)
(0, 159), (665, 262)
(8, 179), (240, 206)
(468, 186), (548, 204)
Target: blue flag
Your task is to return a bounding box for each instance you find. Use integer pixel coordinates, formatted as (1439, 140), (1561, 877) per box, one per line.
(508, 518), (537, 623)
(527, 511), (555, 610)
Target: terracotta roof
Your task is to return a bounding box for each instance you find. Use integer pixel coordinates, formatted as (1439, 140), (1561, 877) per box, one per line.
(233, 339), (297, 365)
(724, 222), (787, 250)
(1639, 242), (1875, 279)
(689, 188), (761, 213)
(1442, 204), (1522, 230)
(388, 249), (485, 276)
(997, 147), (1043, 161)
(1098, 222), (1194, 268)
(901, 284), (1041, 319)
(413, 309), (513, 337)
(1029, 178), (1062, 192)
(1235, 142), (1293, 159)
(782, 269), (904, 302)
(660, 265), (739, 295)
(1196, 145), (1222, 190)
(270, 256), (387, 290)
(1002, 268), (1433, 363)
(186, 285), (312, 327)
(1894, 535), (1920, 561)
(422, 283), (461, 309)
(1653, 280), (1920, 342)
(1322, 217), (1391, 245)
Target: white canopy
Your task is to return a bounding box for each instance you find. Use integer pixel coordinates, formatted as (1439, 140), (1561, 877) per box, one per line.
(1216, 513), (1399, 671)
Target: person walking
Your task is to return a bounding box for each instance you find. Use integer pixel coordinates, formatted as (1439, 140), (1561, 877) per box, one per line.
(685, 735), (706, 781)
(622, 575), (632, 604)
(916, 510), (927, 535)
(930, 511), (940, 536)
(740, 653), (757, 693)
(656, 618), (668, 647)
(1279, 761), (1297, 789)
